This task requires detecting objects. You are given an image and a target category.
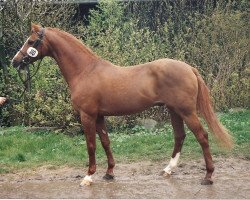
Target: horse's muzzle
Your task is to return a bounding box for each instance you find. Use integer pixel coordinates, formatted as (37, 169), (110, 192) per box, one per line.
(12, 59), (20, 68)
(11, 59), (27, 70)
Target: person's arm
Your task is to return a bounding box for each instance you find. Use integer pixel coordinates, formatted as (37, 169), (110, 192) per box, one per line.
(0, 97), (6, 106)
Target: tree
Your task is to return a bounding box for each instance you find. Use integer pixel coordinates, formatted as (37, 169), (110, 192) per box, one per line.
(0, 0), (78, 126)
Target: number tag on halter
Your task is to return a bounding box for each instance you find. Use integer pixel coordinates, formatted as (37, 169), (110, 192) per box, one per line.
(27, 47), (38, 57)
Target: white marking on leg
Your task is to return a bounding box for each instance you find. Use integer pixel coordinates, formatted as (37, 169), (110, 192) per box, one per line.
(80, 175), (93, 186)
(163, 152), (180, 175)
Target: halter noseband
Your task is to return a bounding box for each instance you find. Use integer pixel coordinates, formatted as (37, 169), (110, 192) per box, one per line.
(19, 28), (45, 66)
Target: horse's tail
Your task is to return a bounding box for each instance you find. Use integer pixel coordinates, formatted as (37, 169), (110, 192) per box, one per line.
(192, 67), (233, 149)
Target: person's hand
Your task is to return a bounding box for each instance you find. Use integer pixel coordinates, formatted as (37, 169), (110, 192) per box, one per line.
(0, 97), (7, 106)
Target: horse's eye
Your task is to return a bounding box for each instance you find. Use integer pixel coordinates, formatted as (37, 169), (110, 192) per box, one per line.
(28, 40), (34, 45)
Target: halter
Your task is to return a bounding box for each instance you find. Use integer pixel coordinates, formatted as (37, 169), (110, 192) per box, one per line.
(18, 28), (45, 97)
(19, 28), (45, 66)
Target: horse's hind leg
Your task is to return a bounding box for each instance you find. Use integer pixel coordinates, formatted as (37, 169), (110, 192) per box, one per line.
(163, 109), (186, 175)
(182, 112), (214, 185)
(96, 116), (115, 180)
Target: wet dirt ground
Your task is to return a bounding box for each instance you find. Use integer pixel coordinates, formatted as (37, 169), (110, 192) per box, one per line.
(0, 157), (249, 199)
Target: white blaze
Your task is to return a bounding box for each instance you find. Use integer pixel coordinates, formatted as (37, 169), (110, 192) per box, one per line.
(12, 37), (30, 63)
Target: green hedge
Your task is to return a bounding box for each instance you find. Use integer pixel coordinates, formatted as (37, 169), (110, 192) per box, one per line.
(0, 0), (249, 130)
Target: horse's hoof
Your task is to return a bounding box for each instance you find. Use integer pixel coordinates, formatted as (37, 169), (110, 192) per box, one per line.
(80, 179), (92, 186)
(103, 173), (114, 180)
(201, 178), (213, 185)
(80, 176), (93, 186)
(163, 172), (171, 177)
(159, 171), (165, 176)
(161, 170), (171, 177)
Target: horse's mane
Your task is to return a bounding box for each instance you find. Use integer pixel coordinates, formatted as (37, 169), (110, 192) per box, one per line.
(49, 27), (99, 59)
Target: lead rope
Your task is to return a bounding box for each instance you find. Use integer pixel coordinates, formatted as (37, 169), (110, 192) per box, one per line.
(17, 58), (43, 99)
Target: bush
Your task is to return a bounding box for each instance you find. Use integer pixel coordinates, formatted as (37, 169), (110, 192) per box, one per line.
(1, 0), (249, 130)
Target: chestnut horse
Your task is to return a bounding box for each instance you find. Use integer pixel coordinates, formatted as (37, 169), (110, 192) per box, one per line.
(12, 24), (233, 186)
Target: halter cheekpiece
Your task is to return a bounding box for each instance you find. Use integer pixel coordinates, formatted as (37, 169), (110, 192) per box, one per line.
(17, 28), (45, 94)
(20, 28), (45, 66)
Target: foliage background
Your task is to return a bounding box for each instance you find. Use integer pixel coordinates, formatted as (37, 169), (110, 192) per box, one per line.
(0, 0), (249, 131)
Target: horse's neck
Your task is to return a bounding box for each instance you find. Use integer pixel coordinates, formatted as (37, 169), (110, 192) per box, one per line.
(46, 29), (99, 87)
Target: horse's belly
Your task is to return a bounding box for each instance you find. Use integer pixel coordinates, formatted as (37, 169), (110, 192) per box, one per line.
(98, 99), (155, 116)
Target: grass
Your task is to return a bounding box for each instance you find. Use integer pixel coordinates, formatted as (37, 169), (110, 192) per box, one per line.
(0, 109), (249, 174)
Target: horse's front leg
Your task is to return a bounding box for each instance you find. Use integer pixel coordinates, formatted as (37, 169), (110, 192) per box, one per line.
(80, 112), (97, 186)
(96, 116), (115, 180)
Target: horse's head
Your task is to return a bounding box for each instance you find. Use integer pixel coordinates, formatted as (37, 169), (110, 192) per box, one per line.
(12, 23), (47, 70)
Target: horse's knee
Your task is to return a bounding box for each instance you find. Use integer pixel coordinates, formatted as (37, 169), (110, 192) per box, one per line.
(87, 143), (96, 155)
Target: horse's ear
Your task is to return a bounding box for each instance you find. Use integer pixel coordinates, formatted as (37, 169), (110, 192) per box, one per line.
(31, 23), (41, 33)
